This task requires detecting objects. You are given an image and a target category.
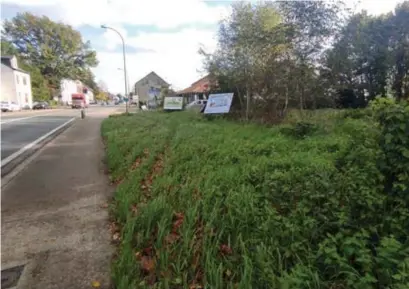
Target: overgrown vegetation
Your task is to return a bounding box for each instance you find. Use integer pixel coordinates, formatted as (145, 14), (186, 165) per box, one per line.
(102, 99), (409, 289)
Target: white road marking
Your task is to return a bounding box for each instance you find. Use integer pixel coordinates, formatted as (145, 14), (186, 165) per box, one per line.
(0, 115), (42, 125)
(0, 111), (62, 124)
(1, 117), (75, 168)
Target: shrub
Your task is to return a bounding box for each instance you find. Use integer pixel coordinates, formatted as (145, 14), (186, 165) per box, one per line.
(342, 108), (372, 119)
(279, 121), (319, 139)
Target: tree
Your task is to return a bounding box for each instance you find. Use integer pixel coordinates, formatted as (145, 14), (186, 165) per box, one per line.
(95, 91), (108, 102)
(21, 63), (50, 101)
(389, 1), (409, 100)
(204, 0), (408, 120)
(322, 1), (409, 107)
(2, 13), (98, 91)
(77, 68), (99, 95)
(202, 1), (344, 121)
(1, 40), (18, 55)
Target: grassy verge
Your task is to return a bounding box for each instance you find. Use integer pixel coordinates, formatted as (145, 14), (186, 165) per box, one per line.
(102, 109), (408, 289)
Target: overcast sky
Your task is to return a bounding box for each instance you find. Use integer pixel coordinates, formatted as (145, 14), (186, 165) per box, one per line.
(0, 0), (404, 93)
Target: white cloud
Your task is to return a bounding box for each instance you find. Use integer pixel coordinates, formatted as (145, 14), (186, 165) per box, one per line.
(2, 0), (230, 29)
(94, 27), (218, 93)
(2, 0), (403, 94)
(2, 0), (227, 93)
(351, 0), (402, 15)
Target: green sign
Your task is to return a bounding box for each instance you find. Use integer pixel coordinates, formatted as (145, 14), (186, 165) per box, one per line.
(164, 96), (183, 110)
(124, 97), (129, 102)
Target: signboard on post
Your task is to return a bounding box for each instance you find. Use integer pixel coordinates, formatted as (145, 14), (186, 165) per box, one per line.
(204, 93), (234, 114)
(164, 96), (183, 110)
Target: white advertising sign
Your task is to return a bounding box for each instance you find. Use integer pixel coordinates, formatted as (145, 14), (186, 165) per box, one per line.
(204, 93), (234, 114)
(164, 96), (183, 110)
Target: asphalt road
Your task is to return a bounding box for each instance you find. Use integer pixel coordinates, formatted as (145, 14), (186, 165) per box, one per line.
(1, 106), (127, 165)
(1, 114), (74, 161)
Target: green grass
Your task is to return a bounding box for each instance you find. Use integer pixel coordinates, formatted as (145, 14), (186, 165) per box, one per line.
(102, 111), (408, 289)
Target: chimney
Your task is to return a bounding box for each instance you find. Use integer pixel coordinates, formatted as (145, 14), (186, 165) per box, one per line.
(10, 56), (18, 69)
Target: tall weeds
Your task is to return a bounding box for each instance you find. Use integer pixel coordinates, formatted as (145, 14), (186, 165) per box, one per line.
(102, 105), (409, 289)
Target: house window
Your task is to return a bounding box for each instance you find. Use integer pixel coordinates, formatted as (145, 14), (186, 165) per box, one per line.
(16, 75), (19, 84)
(23, 77), (27, 85)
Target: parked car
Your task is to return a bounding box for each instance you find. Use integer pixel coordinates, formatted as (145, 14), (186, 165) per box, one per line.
(1, 101), (21, 112)
(186, 99), (207, 111)
(33, 101), (50, 110)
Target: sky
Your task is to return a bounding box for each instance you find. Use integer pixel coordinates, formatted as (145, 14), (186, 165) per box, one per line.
(0, 0), (404, 94)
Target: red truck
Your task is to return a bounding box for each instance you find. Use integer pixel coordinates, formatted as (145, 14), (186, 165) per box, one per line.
(71, 93), (89, 109)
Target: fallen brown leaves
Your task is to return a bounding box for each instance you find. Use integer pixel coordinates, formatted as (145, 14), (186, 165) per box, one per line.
(220, 244), (233, 256)
(140, 256), (155, 273)
(164, 232), (180, 245)
(112, 177), (124, 186)
(190, 219), (205, 287)
(141, 153), (164, 194)
(109, 222), (121, 244)
(172, 212), (184, 232)
(91, 280), (101, 288)
(135, 244), (157, 285)
(130, 204), (138, 215)
(130, 157), (142, 171)
(163, 212), (185, 247)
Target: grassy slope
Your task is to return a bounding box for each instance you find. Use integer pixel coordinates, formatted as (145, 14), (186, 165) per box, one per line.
(102, 111), (407, 289)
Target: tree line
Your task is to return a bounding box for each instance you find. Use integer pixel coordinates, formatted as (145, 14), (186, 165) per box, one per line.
(1, 13), (99, 102)
(202, 1), (409, 121)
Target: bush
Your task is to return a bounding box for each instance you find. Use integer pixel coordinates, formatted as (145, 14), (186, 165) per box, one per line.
(280, 121), (319, 138)
(102, 109), (409, 289)
(48, 99), (58, 108)
(342, 108), (372, 119)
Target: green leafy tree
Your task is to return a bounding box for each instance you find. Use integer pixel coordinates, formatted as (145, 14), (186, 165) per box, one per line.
(1, 40), (18, 55)
(323, 1), (409, 107)
(20, 64), (50, 101)
(202, 1), (344, 121)
(2, 12), (98, 91)
(389, 2), (409, 100)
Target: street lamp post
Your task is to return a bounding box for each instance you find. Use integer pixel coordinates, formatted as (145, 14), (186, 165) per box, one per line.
(101, 24), (129, 113)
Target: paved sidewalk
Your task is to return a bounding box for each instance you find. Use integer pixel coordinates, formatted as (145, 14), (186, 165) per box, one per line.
(1, 109), (118, 289)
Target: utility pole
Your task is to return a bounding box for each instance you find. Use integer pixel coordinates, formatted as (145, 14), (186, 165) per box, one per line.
(101, 25), (129, 113)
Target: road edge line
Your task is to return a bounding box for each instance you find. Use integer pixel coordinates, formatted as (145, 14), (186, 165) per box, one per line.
(1, 117), (76, 178)
(1, 115), (47, 125)
(0, 111), (62, 124)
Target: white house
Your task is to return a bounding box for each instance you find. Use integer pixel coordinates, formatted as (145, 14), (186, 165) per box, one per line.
(59, 79), (94, 105)
(1, 55), (33, 108)
(83, 86), (94, 103)
(133, 71), (170, 103)
(60, 79), (78, 105)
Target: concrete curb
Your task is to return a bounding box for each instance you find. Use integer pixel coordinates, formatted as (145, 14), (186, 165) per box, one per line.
(1, 118), (76, 178)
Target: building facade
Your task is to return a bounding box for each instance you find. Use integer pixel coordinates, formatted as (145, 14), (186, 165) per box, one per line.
(133, 71), (170, 103)
(1, 55), (33, 108)
(177, 74), (216, 105)
(59, 79), (94, 105)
